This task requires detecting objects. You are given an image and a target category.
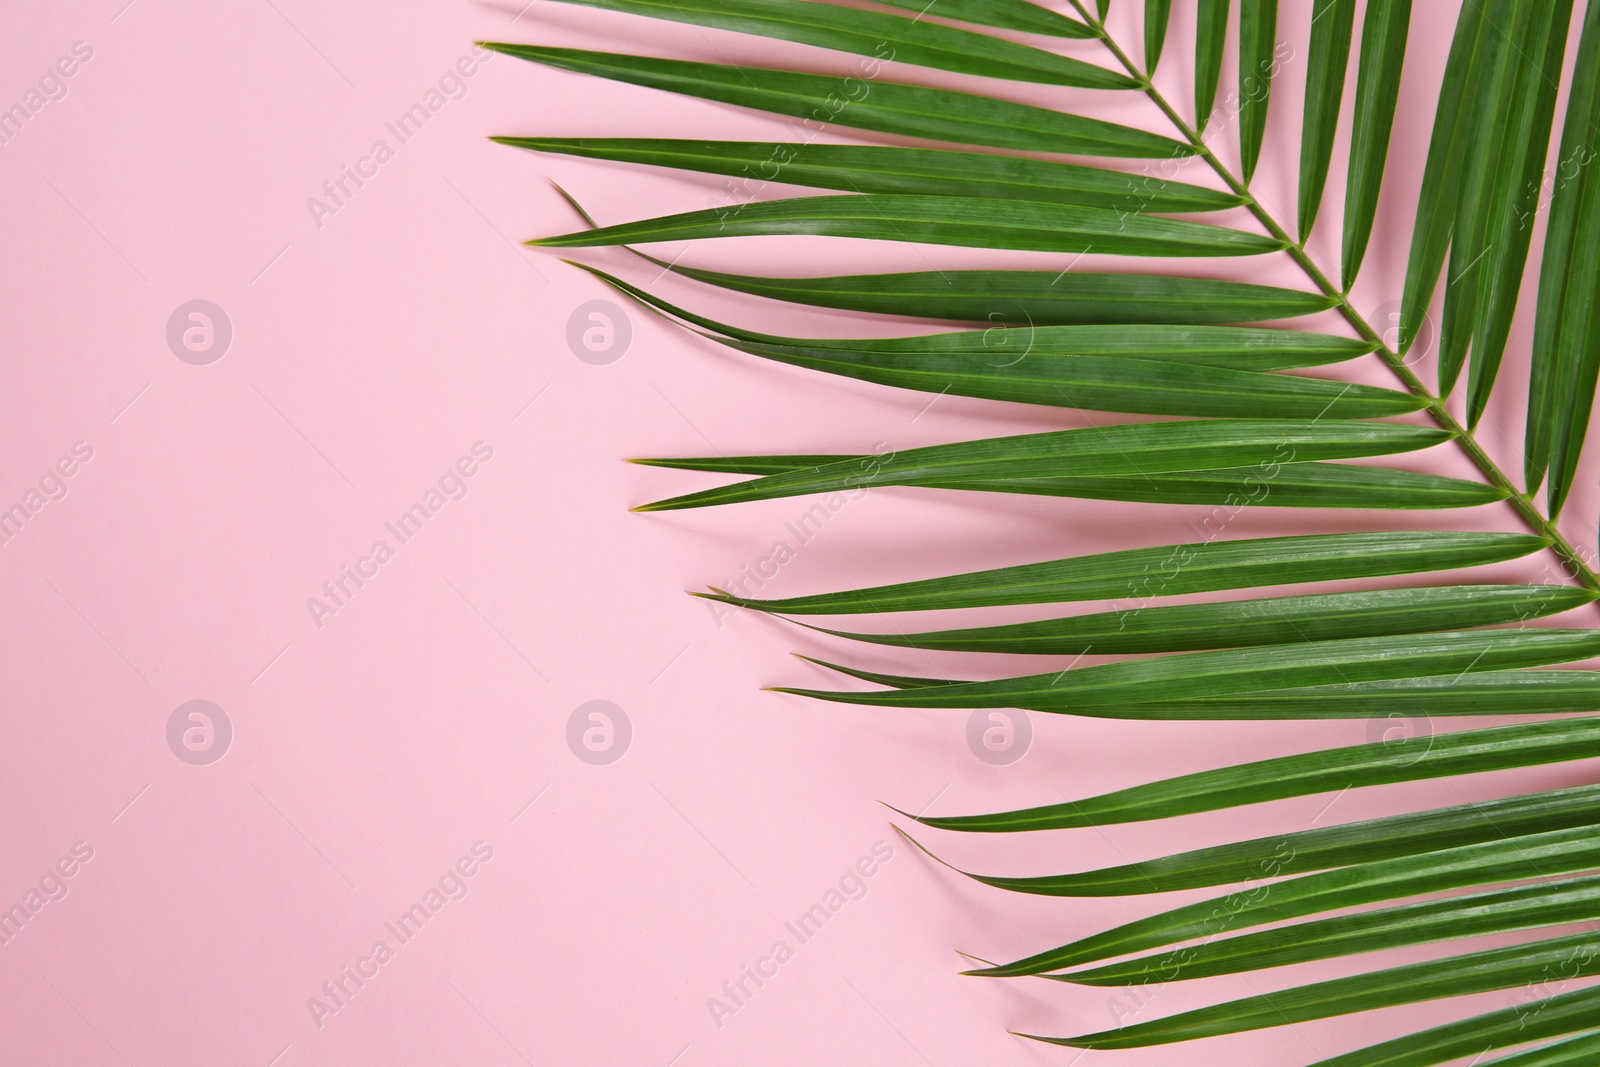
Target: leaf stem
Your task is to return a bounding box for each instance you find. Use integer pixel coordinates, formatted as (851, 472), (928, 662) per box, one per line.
(1071, 0), (1600, 592)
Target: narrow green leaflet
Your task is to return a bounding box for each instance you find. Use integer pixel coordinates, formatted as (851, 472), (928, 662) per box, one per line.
(963, 821), (1600, 970)
(1238, 0), (1280, 181)
(925, 782), (1600, 893)
(1341, 0), (1411, 287)
(1465, 0), (1572, 425)
(868, 0), (1095, 38)
(694, 530), (1545, 614)
(648, 453), (1504, 510)
(533, 194), (1284, 257)
(1297, 0), (1356, 240)
(804, 658), (1600, 718)
(1438, 0), (1523, 394)
(498, 139), (1244, 213)
(860, 463), (1499, 509)
(1536, 0), (1600, 512)
(656, 261), (1337, 324)
(574, 262), (1217, 356)
(809, 584), (1589, 655)
(1195, 0), (1230, 130)
(480, 45), (1190, 158)
(1307, 985), (1600, 1067)
(710, 338), (1418, 418)
(540, 0), (1132, 88)
(508, 0), (1600, 1056)
(578, 264), (1373, 370)
(1397, 0), (1486, 352)
(1057, 671), (1600, 718)
(1145, 0), (1172, 72)
(1037, 930), (1600, 1048)
(1061, 873), (1600, 985)
(912, 716), (1600, 833)
(773, 630), (1600, 711)
(634, 420), (1449, 511)
(1478, 1032), (1600, 1067)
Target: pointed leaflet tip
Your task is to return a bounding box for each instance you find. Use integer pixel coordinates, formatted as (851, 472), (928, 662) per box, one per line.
(878, 800), (917, 822)
(548, 181), (600, 228)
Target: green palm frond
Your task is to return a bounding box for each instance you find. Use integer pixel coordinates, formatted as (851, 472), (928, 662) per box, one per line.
(493, 0), (1600, 1058)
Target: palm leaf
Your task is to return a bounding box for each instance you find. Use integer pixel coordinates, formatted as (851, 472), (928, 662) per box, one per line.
(481, 44), (1188, 157)
(801, 584), (1589, 655)
(497, 138), (1243, 211)
(1194, 0), (1231, 130)
(580, 264), (1371, 369)
(1237, 0), (1280, 182)
(696, 530), (1545, 612)
(868, 0), (1096, 38)
(539, 0), (1131, 88)
(1533, 0), (1600, 512)
(913, 717), (1600, 835)
(498, 0), (1600, 1057)
(1297, 0), (1356, 241)
(635, 419), (1450, 511)
(1032, 930), (1600, 1047)
(1464, 0), (1573, 424)
(533, 193), (1284, 257)
(1339, 0), (1411, 287)
(1396, 0), (1488, 352)
(645, 260), (1338, 324)
(1144, 0), (1172, 73)
(806, 658), (1600, 718)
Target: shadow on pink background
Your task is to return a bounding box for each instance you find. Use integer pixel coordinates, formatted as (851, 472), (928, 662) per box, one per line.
(1, 0), (1597, 1064)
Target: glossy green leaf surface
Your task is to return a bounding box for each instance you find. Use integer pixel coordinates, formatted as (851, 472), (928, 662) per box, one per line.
(806, 584), (1587, 655)
(480, 44), (1190, 158)
(535, 194), (1283, 257)
(694, 530), (1545, 613)
(500, 139), (1243, 212)
(1297, 0), (1356, 240)
(636, 420), (1449, 511)
(1340, 0), (1411, 286)
(541, 0), (1132, 88)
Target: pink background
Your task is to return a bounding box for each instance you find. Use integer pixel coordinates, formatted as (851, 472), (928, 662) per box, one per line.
(3, 1), (1598, 1064)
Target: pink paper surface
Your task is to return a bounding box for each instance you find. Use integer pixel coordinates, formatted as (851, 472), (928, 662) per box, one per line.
(2, 1), (1598, 1064)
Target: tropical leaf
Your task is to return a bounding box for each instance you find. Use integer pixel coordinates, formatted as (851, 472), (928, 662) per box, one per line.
(1533, 0), (1600, 513)
(537, 0), (1133, 89)
(1237, 0), (1280, 182)
(1340, 0), (1411, 287)
(802, 584), (1590, 655)
(806, 659), (1600, 718)
(499, 0), (1600, 1057)
(579, 263), (1371, 370)
(912, 717), (1600, 835)
(497, 139), (1244, 212)
(533, 193), (1284, 257)
(696, 530), (1546, 613)
(916, 781), (1600, 891)
(1144, 0), (1172, 73)
(1194, 0), (1231, 130)
(480, 44), (1190, 157)
(1307, 986), (1600, 1067)
(1297, 0), (1356, 241)
(647, 260), (1338, 325)
(771, 629), (1600, 712)
(868, 0), (1096, 39)
(1464, 0), (1573, 424)
(1030, 930), (1600, 1047)
(1396, 0), (1487, 353)
(1057, 873), (1600, 984)
(635, 419), (1450, 511)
